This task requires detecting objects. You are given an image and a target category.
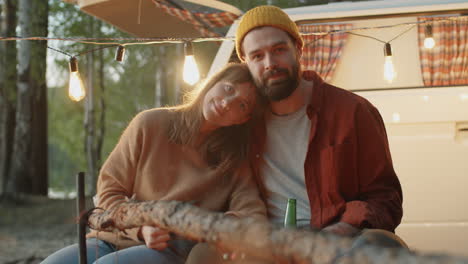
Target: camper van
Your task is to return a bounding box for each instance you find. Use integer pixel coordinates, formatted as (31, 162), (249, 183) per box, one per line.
(73, 0), (468, 257)
(208, 0), (468, 257)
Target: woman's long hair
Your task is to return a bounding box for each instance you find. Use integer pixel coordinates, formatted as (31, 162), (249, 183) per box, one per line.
(167, 63), (261, 175)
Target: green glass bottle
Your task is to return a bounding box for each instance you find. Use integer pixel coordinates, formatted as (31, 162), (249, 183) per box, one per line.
(284, 198), (297, 228)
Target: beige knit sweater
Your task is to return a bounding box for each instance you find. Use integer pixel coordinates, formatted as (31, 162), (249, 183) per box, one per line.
(87, 108), (266, 249)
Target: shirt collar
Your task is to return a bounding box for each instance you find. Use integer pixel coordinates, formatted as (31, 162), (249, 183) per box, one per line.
(303, 71), (325, 119)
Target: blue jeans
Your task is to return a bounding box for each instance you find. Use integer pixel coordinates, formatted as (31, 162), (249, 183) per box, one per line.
(41, 238), (196, 264)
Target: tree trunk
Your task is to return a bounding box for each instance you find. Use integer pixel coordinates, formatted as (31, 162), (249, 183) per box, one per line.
(0, 0), (17, 196)
(95, 38), (106, 192)
(29, 0), (49, 196)
(154, 45), (166, 107)
(173, 43), (183, 104)
(9, 0), (48, 196)
(84, 17), (97, 195)
(88, 200), (468, 264)
(83, 20), (108, 196)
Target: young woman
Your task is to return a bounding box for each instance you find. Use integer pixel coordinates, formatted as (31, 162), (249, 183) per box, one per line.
(41, 63), (266, 264)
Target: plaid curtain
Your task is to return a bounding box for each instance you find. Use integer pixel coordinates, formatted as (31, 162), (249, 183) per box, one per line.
(299, 24), (350, 82)
(418, 17), (468, 86)
(152, 0), (239, 37)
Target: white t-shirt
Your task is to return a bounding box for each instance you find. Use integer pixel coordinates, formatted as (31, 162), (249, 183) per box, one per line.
(261, 103), (312, 228)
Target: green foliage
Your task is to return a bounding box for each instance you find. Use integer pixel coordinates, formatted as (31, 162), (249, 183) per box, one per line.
(47, 1), (127, 192)
(48, 87), (83, 192)
(101, 44), (159, 156)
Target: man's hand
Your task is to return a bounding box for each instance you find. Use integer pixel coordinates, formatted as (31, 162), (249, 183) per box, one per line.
(140, 226), (171, 250)
(322, 222), (360, 237)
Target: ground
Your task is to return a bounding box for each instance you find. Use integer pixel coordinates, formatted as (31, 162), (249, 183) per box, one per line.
(0, 195), (93, 264)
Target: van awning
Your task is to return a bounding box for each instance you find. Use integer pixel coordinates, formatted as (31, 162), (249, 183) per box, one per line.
(64, 0), (243, 38)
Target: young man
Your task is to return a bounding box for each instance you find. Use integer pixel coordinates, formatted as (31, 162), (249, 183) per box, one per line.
(187, 5), (405, 264)
(237, 5), (403, 237)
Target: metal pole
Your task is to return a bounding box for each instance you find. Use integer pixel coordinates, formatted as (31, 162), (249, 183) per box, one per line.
(77, 172), (87, 264)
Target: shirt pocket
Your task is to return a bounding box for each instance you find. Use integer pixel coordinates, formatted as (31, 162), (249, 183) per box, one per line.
(320, 141), (358, 199)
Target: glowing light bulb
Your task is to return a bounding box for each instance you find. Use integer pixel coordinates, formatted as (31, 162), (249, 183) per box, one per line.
(383, 43), (396, 83)
(69, 72), (85, 101)
(68, 57), (85, 102)
(424, 37), (435, 49)
(183, 55), (200, 85)
(384, 56), (396, 83)
(424, 24), (435, 49)
(183, 42), (200, 85)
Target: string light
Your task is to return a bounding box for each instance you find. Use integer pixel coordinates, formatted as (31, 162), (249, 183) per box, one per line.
(383, 43), (396, 83)
(183, 42), (200, 85)
(68, 57), (86, 102)
(115, 45), (126, 62)
(2, 16), (463, 94)
(424, 24), (436, 49)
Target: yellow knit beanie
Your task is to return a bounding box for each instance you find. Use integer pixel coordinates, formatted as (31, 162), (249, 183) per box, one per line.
(235, 5), (303, 61)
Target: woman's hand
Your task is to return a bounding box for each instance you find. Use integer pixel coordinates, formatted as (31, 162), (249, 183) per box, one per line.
(140, 226), (171, 250)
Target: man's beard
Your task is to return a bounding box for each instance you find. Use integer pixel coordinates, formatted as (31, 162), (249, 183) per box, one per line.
(255, 64), (299, 102)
